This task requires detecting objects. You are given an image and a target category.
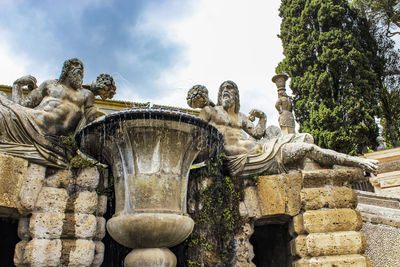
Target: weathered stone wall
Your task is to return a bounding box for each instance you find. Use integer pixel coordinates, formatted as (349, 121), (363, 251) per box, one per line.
(240, 168), (371, 267)
(0, 153), (108, 267)
(357, 191), (400, 266)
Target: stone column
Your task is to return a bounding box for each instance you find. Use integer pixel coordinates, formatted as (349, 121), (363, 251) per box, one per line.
(14, 166), (108, 267)
(291, 169), (371, 266)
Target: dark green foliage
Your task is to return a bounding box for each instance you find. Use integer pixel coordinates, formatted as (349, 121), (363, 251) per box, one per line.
(277, 0), (382, 155)
(184, 157), (246, 266)
(352, 0), (400, 147)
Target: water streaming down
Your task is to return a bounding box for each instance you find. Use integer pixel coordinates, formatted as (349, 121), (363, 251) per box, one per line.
(76, 107), (224, 266)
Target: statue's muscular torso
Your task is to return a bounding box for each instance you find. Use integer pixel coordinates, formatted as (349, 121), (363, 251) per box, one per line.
(25, 80), (94, 136)
(200, 106), (258, 155)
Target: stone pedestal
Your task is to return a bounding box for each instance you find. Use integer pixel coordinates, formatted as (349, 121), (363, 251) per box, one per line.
(0, 153), (108, 267)
(239, 168), (371, 267)
(292, 169), (370, 267)
(13, 166), (108, 267)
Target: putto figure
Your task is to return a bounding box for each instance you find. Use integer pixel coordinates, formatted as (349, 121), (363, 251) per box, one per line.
(188, 80), (378, 177)
(0, 58), (115, 167)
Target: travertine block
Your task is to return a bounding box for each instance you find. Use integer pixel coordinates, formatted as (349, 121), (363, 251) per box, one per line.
(302, 168), (363, 188)
(35, 187), (68, 212)
(302, 209), (363, 233)
(96, 195), (107, 216)
(290, 214), (305, 235)
(18, 163), (45, 214)
(301, 187), (356, 210)
(30, 212), (65, 239)
(72, 191), (98, 214)
(291, 231), (366, 257)
(92, 241), (105, 267)
(285, 171), (302, 216)
(293, 254), (371, 267)
(257, 174), (286, 215)
(75, 214), (97, 239)
(0, 154), (28, 215)
(18, 217), (30, 240)
(44, 168), (74, 188)
(239, 186), (261, 218)
(25, 239), (62, 267)
(14, 240), (28, 266)
(95, 216), (106, 240)
(77, 167), (99, 190)
(63, 239), (95, 267)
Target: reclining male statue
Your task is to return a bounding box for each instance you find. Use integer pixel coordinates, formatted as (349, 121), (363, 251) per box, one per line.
(187, 81), (378, 177)
(0, 58), (115, 168)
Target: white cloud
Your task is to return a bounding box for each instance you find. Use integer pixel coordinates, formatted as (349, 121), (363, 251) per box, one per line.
(139, 0), (285, 126)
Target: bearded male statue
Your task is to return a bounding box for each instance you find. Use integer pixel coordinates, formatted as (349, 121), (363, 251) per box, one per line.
(188, 81), (378, 177)
(0, 58), (115, 168)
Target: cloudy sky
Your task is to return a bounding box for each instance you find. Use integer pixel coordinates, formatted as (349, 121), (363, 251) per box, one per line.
(0, 0), (285, 126)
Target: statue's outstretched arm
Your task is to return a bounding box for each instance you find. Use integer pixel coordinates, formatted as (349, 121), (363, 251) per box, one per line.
(243, 109), (266, 139)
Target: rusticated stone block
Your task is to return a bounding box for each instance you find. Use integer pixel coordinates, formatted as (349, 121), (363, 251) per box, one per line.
(258, 174), (286, 215)
(35, 187), (68, 212)
(62, 239), (95, 267)
(257, 172), (302, 217)
(30, 212), (97, 239)
(92, 241), (105, 267)
(291, 231), (366, 257)
(14, 240), (28, 266)
(285, 171), (302, 216)
(72, 190), (98, 214)
(302, 209), (363, 233)
(301, 187), (356, 210)
(293, 254), (371, 267)
(44, 168), (74, 188)
(96, 195), (108, 216)
(290, 214), (305, 235)
(77, 167), (99, 190)
(74, 214), (97, 239)
(302, 168), (363, 188)
(0, 154), (28, 215)
(18, 163), (46, 214)
(95, 216), (106, 240)
(239, 186), (261, 218)
(30, 212), (64, 239)
(25, 239), (62, 267)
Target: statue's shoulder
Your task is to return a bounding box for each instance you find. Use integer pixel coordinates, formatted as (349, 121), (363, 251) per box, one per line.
(39, 79), (57, 88)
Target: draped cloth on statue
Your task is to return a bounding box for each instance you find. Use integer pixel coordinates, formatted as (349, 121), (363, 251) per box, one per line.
(0, 96), (68, 168)
(226, 133), (311, 177)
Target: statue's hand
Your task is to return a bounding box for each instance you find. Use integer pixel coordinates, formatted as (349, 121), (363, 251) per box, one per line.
(249, 109), (266, 121)
(13, 75), (38, 90)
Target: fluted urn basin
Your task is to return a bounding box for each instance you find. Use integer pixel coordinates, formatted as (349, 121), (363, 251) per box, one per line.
(76, 108), (222, 267)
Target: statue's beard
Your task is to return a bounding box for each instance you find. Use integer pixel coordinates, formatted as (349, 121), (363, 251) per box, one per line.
(222, 97), (235, 110)
(69, 72), (83, 89)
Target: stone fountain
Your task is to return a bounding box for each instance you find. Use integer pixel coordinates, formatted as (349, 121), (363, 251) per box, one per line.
(76, 108), (222, 267)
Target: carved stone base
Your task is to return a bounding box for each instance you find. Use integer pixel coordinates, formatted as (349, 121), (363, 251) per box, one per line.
(124, 248), (177, 267)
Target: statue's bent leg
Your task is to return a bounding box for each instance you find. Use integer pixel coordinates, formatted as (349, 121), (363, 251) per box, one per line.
(281, 143), (378, 173)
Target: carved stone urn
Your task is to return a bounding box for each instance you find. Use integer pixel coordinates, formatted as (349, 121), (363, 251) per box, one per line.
(76, 108), (222, 267)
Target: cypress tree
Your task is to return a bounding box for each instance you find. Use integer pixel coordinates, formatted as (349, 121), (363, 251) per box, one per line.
(277, 0), (383, 155)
